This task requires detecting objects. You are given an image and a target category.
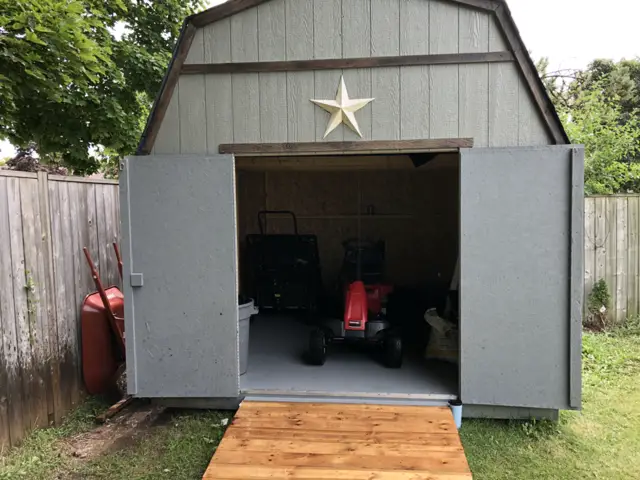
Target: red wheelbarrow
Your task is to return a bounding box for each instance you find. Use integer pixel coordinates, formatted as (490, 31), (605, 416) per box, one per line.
(81, 244), (125, 396)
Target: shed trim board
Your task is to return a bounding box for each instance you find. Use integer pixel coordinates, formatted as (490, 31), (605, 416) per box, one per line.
(220, 138), (474, 156)
(181, 51), (514, 74)
(136, 0), (568, 155)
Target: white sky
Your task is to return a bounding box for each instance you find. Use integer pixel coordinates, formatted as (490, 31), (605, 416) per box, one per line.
(2, 0), (639, 158)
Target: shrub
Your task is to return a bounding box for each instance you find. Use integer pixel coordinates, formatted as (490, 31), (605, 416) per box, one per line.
(585, 279), (612, 330)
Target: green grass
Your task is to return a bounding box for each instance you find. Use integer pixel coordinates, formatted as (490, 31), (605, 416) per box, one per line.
(2, 331), (639, 480)
(460, 330), (640, 479)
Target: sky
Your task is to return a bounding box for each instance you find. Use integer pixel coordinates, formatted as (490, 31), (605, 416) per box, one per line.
(2, 0), (639, 158)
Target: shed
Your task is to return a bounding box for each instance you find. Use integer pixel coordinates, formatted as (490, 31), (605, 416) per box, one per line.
(121, 0), (584, 419)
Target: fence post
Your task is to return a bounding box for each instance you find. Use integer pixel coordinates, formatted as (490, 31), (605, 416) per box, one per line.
(36, 172), (62, 425)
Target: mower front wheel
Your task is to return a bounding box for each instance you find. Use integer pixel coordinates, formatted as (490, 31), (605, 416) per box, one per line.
(383, 334), (403, 368)
(307, 328), (327, 366)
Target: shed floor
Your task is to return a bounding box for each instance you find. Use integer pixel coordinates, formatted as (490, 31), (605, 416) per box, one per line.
(240, 315), (458, 399)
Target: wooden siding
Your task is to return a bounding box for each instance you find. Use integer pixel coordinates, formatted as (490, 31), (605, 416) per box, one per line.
(585, 196), (640, 324)
(155, 0), (553, 153)
(0, 171), (120, 449)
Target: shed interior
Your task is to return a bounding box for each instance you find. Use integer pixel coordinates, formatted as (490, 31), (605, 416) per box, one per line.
(235, 153), (461, 400)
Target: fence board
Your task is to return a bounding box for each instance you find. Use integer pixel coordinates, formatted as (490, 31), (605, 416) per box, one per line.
(584, 198), (596, 316)
(40, 174), (63, 426)
(615, 198), (628, 321)
(604, 198), (617, 317)
(1, 172), (120, 448)
(7, 178), (32, 434)
(19, 179), (50, 429)
(0, 177), (20, 447)
(628, 197), (640, 318)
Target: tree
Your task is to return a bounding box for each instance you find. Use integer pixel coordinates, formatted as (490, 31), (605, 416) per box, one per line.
(539, 58), (640, 194)
(0, 0), (203, 175)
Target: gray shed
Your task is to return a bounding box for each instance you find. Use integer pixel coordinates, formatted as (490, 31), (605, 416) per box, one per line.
(121, 0), (584, 419)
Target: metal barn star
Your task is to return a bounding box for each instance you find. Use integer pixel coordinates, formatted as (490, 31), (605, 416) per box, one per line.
(311, 76), (375, 138)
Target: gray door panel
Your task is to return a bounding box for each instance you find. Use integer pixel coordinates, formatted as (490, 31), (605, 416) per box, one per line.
(460, 146), (583, 410)
(120, 155), (239, 398)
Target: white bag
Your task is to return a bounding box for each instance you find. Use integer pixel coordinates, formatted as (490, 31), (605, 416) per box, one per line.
(424, 308), (459, 364)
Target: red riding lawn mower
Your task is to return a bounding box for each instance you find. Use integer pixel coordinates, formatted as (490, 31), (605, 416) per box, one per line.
(306, 239), (403, 368)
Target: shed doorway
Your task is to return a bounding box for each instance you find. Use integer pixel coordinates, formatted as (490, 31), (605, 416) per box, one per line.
(235, 153), (460, 401)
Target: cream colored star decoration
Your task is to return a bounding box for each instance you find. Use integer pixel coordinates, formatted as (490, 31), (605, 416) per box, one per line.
(311, 76), (374, 138)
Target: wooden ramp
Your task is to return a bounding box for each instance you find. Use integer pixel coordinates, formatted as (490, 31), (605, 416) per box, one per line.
(203, 401), (472, 479)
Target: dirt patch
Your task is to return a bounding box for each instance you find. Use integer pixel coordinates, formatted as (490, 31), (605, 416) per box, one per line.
(63, 402), (165, 460)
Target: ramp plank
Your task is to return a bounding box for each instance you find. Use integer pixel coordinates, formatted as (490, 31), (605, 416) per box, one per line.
(203, 401), (472, 479)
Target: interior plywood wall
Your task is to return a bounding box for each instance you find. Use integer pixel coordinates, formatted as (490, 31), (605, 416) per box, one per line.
(236, 156), (459, 294)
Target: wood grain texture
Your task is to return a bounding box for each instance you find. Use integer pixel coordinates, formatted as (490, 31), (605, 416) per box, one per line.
(584, 198), (596, 317)
(372, 67), (400, 140)
(232, 73), (260, 142)
(285, 0), (313, 61)
(400, 0), (430, 55)
(628, 197), (640, 317)
(184, 28), (205, 65)
(616, 197), (628, 321)
(178, 74), (208, 154)
(204, 18), (232, 63)
(182, 51), (513, 74)
(604, 198), (618, 317)
(202, 401), (472, 479)
(518, 81), (553, 146)
(220, 138), (473, 155)
(259, 72), (287, 142)
(137, 22), (196, 154)
(286, 72), (315, 142)
(19, 179), (49, 429)
(494, 3), (568, 144)
(257, 0), (285, 61)
(231, 7), (259, 62)
(371, 0), (400, 57)
(313, 0), (341, 59)
(342, 0), (371, 58)
(153, 89), (180, 154)
(206, 74), (234, 151)
(37, 173), (62, 426)
(488, 62), (519, 146)
(400, 66), (430, 140)
(0, 176), (25, 447)
(7, 178), (31, 434)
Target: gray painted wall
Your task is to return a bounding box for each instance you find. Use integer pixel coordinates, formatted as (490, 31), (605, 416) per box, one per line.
(153, 0), (552, 154)
(459, 146), (582, 410)
(120, 155), (239, 398)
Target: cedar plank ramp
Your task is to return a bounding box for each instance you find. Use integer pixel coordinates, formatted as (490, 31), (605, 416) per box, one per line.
(203, 401), (472, 479)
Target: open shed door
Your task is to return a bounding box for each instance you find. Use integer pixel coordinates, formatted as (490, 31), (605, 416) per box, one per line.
(120, 155), (239, 398)
(460, 146), (583, 410)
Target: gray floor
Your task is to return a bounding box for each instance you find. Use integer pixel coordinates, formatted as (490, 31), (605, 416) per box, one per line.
(240, 315), (458, 399)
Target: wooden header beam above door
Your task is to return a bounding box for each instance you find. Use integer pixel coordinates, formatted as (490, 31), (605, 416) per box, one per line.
(219, 139), (474, 156)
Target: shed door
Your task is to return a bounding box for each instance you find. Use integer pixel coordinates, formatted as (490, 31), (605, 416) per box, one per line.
(460, 146), (583, 410)
(120, 155), (239, 398)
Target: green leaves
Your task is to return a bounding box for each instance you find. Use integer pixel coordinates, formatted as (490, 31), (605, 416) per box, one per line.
(0, 0), (204, 175)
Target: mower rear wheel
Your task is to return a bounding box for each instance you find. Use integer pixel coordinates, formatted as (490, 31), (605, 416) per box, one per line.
(307, 328), (327, 365)
(383, 334), (403, 368)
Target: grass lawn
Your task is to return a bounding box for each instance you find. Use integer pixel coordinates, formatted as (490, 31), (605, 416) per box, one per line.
(1, 329), (639, 479)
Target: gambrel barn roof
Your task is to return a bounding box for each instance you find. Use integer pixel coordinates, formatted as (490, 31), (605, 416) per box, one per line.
(138, 0), (568, 154)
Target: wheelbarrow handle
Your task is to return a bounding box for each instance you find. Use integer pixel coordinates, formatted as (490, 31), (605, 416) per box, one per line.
(257, 210), (299, 235)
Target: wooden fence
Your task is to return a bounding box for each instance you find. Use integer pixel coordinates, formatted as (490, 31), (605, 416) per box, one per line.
(585, 195), (640, 323)
(0, 170), (120, 449)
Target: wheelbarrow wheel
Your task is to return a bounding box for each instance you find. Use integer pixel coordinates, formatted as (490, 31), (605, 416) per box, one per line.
(383, 334), (403, 368)
(307, 328), (327, 366)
